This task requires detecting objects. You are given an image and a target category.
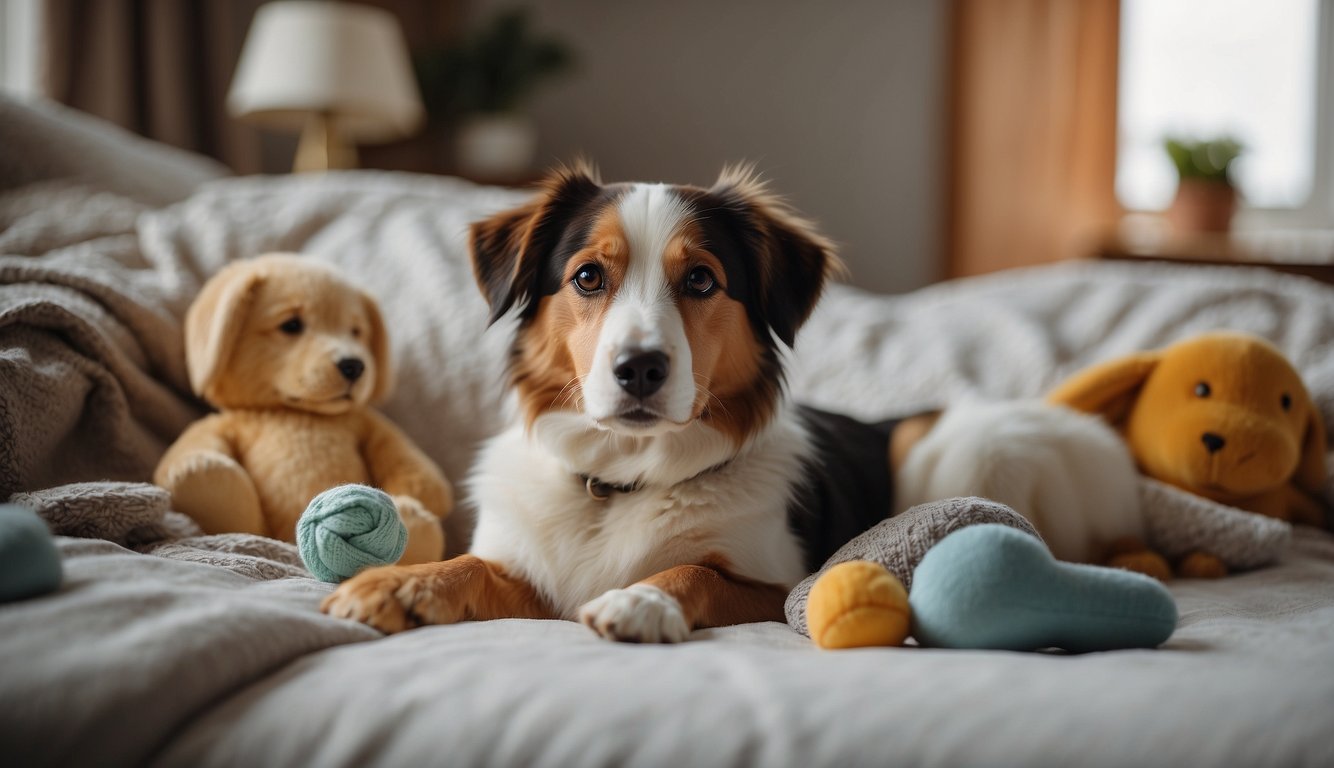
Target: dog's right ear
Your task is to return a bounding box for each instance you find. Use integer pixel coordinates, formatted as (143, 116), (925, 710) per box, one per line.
(185, 263), (264, 398)
(470, 163), (602, 325)
(1046, 352), (1161, 426)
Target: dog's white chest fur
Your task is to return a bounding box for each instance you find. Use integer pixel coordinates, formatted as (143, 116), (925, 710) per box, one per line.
(467, 410), (812, 618)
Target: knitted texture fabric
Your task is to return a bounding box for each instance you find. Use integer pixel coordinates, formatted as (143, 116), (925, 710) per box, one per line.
(297, 485), (406, 583)
(785, 497), (1038, 636)
(9, 481), (201, 547)
(0, 504), (62, 602)
(1139, 477), (1292, 569)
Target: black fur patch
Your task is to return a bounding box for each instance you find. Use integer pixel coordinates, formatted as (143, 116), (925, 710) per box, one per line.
(787, 406), (900, 572)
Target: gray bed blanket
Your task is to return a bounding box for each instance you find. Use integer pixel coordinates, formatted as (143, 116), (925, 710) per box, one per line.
(2, 97), (1333, 767)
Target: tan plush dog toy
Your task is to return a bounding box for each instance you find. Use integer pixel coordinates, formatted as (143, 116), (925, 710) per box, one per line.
(1048, 331), (1329, 575)
(154, 254), (452, 565)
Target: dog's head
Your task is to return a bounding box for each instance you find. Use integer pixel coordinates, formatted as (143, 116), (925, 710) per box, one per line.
(1048, 331), (1326, 503)
(185, 254), (391, 414)
(469, 163), (839, 443)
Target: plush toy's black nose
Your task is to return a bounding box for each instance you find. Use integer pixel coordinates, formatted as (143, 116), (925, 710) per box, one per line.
(1201, 432), (1226, 454)
(337, 357), (365, 382)
(614, 350), (669, 399)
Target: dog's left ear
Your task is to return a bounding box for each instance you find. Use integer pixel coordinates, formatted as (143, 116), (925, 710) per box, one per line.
(470, 163), (602, 325)
(360, 290), (394, 403)
(709, 166), (842, 347)
(1294, 394), (1328, 497)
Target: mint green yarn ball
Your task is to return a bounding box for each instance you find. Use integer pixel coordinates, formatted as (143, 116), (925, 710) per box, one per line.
(297, 485), (406, 583)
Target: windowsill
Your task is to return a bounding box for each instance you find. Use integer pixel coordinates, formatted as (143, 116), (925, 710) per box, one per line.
(1094, 214), (1334, 285)
(1114, 213), (1334, 266)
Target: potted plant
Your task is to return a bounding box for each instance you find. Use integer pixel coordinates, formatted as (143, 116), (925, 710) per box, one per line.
(416, 9), (574, 180)
(1163, 136), (1243, 233)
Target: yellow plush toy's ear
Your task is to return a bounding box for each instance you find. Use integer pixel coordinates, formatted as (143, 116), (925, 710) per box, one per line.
(185, 264), (263, 398)
(1046, 352), (1161, 426)
(361, 290), (394, 403)
(1294, 398), (1328, 498)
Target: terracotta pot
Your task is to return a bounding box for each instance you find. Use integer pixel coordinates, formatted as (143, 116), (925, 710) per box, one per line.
(1166, 179), (1237, 233)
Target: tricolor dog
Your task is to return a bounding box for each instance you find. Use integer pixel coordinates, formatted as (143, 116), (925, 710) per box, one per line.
(321, 163), (1142, 641)
(320, 163), (912, 641)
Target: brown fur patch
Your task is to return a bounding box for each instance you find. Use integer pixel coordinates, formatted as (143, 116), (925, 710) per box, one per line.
(660, 221), (779, 444)
(510, 208), (631, 425)
(638, 555), (788, 629)
(889, 411), (943, 473)
(320, 555), (554, 634)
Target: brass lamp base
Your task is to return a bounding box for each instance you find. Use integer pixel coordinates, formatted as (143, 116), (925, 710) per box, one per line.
(294, 113), (358, 173)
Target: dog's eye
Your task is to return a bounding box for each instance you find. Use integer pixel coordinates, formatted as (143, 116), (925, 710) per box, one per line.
(351, 327), (362, 339)
(573, 264), (605, 294)
(1194, 381), (1211, 398)
(279, 317), (304, 335)
(684, 267), (716, 296)
(1281, 393), (1292, 411)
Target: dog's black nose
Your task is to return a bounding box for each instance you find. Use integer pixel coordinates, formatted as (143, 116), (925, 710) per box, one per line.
(614, 350), (669, 399)
(337, 357), (365, 382)
(1201, 432), (1226, 454)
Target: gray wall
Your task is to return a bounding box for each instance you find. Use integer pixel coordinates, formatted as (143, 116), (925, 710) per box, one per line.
(475, 0), (947, 295)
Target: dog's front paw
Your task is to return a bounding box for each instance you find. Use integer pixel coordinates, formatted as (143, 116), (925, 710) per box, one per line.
(321, 562), (464, 634)
(578, 584), (690, 643)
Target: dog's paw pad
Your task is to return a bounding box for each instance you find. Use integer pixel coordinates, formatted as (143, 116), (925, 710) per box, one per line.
(578, 584), (690, 643)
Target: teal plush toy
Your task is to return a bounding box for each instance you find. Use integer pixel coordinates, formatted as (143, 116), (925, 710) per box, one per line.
(0, 504), (63, 602)
(910, 524), (1178, 652)
(297, 485), (408, 583)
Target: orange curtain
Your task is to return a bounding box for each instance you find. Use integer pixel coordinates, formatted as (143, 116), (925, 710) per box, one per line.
(947, 0), (1123, 277)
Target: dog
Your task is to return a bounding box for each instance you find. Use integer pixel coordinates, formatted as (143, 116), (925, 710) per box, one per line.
(320, 164), (1142, 640)
(320, 164), (897, 641)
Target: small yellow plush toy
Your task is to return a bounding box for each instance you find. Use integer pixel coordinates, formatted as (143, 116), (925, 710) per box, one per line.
(154, 254), (453, 565)
(1048, 331), (1329, 576)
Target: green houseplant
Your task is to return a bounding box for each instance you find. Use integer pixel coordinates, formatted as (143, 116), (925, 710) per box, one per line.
(1163, 136), (1243, 233)
(416, 8), (574, 179)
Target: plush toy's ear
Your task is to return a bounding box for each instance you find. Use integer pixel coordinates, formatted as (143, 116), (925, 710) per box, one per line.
(1294, 398), (1328, 497)
(361, 290), (394, 403)
(469, 163), (602, 325)
(1046, 352), (1161, 426)
(708, 165), (843, 347)
(185, 264), (264, 398)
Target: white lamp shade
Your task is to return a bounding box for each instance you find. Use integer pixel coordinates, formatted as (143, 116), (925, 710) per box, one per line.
(227, 1), (424, 143)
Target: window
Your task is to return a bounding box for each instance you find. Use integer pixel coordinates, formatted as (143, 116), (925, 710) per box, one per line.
(1117, 0), (1330, 224)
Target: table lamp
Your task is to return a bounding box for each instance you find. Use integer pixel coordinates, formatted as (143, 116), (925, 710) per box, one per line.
(227, 1), (425, 172)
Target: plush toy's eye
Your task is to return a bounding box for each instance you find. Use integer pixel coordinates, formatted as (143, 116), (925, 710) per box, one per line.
(1281, 393), (1292, 411)
(684, 266), (717, 296)
(279, 317), (304, 335)
(351, 327), (362, 339)
(573, 264), (605, 294)
(1194, 381), (1211, 398)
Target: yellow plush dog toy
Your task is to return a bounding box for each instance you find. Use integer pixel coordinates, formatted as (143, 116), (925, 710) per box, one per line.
(1048, 331), (1329, 576)
(154, 254), (453, 565)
